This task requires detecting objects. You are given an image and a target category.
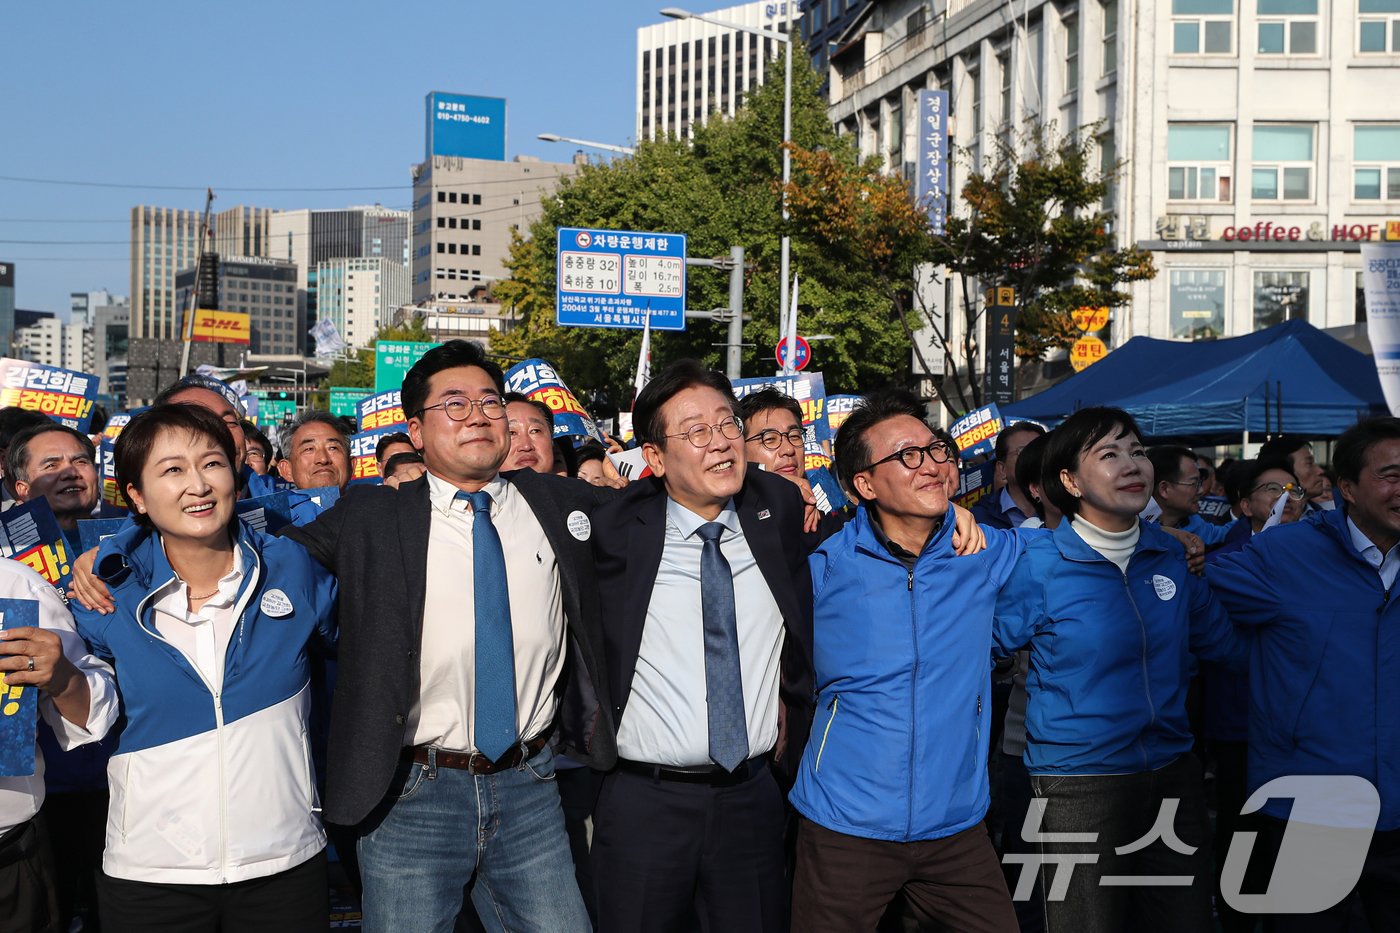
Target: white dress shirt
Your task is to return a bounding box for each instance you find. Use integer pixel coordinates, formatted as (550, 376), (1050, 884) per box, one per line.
(0, 559), (119, 836)
(409, 471), (565, 754)
(1348, 516), (1400, 591)
(616, 498), (785, 768)
(150, 546), (245, 695)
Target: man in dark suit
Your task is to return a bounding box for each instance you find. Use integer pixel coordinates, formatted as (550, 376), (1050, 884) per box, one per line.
(969, 421), (1045, 530)
(590, 360), (814, 933)
(283, 340), (615, 933)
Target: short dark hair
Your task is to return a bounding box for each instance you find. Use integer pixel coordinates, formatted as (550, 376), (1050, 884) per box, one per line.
(0, 408), (52, 452)
(1334, 417), (1400, 485)
(833, 389), (927, 500)
(576, 442), (607, 467)
(281, 411), (349, 456)
(1147, 445), (1196, 488)
(1257, 435), (1313, 470)
(736, 388), (803, 428)
(553, 438), (578, 477)
(1042, 407), (1144, 518)
(375, 431), (414, 461)
(116, 404), (239, 530)
(401, 340), (505, 421)
(994, 421), (1046, 461)
(1195, 452), (1216, 470)
(633, 360), (736, 448)
(6, 424), (95, 486)
(504, 392), (555, 428)
(1014, 431), (1053, 522)
(1224, 458), (1298, 506)
(382, 450), (424, 481)
(241, 420), (272, 462)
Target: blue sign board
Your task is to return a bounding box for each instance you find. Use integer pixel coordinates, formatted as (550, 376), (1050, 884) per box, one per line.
(426, 92), (507, 161)
(0, 599), (38, 776)
(555, 227), (687, 331)
(915, 89), (950, 235)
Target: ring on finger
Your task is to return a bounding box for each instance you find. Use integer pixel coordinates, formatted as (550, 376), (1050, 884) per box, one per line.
(25, 657), (34, 672)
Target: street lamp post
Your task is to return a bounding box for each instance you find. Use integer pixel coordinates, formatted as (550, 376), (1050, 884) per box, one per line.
(660, 6), (793, 369)
(536, 133), (637, 155)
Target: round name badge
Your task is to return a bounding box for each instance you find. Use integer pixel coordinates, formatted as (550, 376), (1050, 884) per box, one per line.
(261, 589), (294, 618)
(567, 510), (592, 542)
(1151, 575), (1178, 601)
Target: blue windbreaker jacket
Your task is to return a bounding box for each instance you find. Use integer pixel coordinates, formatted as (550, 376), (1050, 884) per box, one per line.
(993, 519), (1243, 776)
(72, 519), (337, 884)
(1209, 508), (1400, 831)
(789, 506), (1026, 842)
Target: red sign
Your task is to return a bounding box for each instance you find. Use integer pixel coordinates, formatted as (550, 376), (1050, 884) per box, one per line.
(775, 336), (811, 372)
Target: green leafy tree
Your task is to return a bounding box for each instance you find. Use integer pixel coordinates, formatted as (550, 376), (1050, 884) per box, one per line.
(492, 54), (921, 411)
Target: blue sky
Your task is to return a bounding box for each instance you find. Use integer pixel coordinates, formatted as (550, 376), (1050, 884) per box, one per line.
(0, 0), (677, 315)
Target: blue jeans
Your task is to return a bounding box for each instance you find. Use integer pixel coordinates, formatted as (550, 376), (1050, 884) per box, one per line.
(357, 745), (591, 933)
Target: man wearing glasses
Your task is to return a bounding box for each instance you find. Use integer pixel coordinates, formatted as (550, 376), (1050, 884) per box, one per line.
(1148, 444), (1232, 548)
(588, 359), (816, 932)
(788, 388), (1024, 933)
(281, 340), (615, 932)
(737, 387), (824, 534)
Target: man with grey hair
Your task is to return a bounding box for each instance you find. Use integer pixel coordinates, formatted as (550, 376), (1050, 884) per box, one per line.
(277, 410), (351, 493)
(7, 423), (100, 538)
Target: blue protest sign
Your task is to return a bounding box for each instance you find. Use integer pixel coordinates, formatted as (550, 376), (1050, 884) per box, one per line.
(949, 404), (1004, 460)
(503, 359), (604, 443)
(349, 427), (396, 486)
(357, 390), (406, 433)
(236, 493), (293, 536)
(826, 394), (862, 438)
(953, 460), (997, 509)
(915, 89), (950, 235)
(0, 599), (39, 776)
(806, 466), (847, 515)
(555, 227), (687, 331)
(0, 359), (102, 432)
(0, 500), (74, 603)
(77, 519), (129, 555)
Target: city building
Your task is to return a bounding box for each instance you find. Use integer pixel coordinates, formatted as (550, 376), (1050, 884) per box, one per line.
(0, 263), (13, 355)
(636, 1), (797, 142)
(817, 0), (1400, 395)
(314, 257), (411, 350)
(174, 255), (299, 356)
(93, 299), (131, 409)
(411, 92), (582, 308)
(395, 301), (511, 350)
(15, 315), (89, 372)
(267, 205), (410, 350)
(800, 0), (868, 85)
(131, 205), (274, 342)
(69, 288), (118, 328)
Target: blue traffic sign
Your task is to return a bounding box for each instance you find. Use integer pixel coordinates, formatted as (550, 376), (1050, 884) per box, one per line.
(556, 227), (687, 331)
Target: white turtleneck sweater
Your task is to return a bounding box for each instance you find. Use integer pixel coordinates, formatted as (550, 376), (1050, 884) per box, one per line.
(1070, 515), (1140, 573)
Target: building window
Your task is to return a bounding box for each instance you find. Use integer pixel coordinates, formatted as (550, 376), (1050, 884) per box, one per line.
(998, 52), (1012, 127)
(888, 102), (904, 170)
(1170, 269), (1227, 339)
(473, 219), (482, 231)
(1254, 270), (1309, 329)
(1168, 124), (1233, 201)
(437, 192), (446, 202)
(473, 194), (482, 205)
(1357, 270), (1369, 321)
(1102, 0), (1119, 74)
(449, 192), (458, 203)
(1257, 0), (1318, 54)
(1359, 0), (1400, 51)
(1354, 125), (1400, 199)
(1065, 16), (1081, 95)
(1100, 130), (1118, 209)
(1172, 0), (1235, 53)
(1252, 125), (1314, 200)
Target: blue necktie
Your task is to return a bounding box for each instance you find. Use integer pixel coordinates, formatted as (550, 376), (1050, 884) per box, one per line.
(695, 522), (748, 771)
(460, 491), (517, 762)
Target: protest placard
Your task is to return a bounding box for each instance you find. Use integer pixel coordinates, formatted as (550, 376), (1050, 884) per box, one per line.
(806, 466), (847, 514)
(349, 427), (397, 485)
(948, 404), (1004, 460)
(0, 359), (102, 432)
(356, 390), (407, 433)
(0, 500), (74, 603)
(826, 394), (862, 437)
(952, 460), (997, 509)
(0, 599), (39, 776)
(731, 373), (833, 472)
(504, 359), (604, 443)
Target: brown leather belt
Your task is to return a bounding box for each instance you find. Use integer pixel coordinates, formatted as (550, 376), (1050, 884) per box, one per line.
(404, 735), (550, 775)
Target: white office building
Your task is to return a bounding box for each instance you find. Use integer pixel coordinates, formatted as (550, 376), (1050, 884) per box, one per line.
(637, 1), (798, 142)
(822, 0), (1400, 382)
(315, 258), (411, 350)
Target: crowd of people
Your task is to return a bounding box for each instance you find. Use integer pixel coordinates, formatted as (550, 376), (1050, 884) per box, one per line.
(0, 338), (1392, 933)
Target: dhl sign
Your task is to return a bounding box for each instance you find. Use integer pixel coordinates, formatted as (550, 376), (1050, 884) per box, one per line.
(184, 309), (251, 345)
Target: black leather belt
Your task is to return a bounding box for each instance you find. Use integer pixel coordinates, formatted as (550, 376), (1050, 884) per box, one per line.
(403, 735), (550, 775)
(616, 756), (768, 787)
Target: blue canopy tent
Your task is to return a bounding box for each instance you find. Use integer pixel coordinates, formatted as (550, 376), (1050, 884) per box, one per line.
(1002, 320), (1389, 441)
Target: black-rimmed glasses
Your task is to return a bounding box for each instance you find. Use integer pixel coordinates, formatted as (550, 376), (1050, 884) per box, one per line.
(666, 416), (744, 448)
(1250, 481), (1306, 501)
(746, 428), (805, 451)
(416, 395), (507, 422)
(860, 441), (954, 472)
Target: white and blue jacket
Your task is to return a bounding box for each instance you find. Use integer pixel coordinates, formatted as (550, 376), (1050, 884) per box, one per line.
(73, 519), (337, 884)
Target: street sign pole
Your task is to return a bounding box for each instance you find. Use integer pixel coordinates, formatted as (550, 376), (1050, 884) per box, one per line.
(984, 287), (1018, 406)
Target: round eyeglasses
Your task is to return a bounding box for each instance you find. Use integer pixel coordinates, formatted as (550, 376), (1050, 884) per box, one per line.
(416, 395), (507, 422)
(861, 441), (954, 472)
(666, 416), (744, 449)
(1250, 481), (1306, 501)
(746, 428), (805, 451)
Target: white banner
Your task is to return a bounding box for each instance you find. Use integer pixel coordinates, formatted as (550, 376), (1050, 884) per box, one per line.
(1361, 243), (1400, 415)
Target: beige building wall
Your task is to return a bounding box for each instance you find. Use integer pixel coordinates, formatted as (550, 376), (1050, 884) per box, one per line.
(130, 206), (201, 340)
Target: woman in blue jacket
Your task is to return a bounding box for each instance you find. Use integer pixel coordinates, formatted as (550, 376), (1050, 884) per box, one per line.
(993, 407), (1242, 933)
(71, 404), (337, 933)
